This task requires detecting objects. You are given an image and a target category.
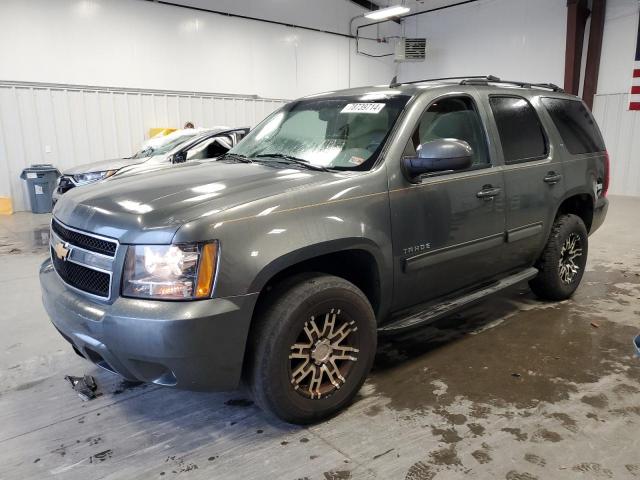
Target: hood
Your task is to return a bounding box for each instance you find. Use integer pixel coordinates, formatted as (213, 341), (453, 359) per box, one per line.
(53, 161), (330, 244)
(63, 157), (147, 176)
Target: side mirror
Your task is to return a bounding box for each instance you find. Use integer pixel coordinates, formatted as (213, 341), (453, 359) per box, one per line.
(402, 138), (473, 182)
(172, 151), (187, 164)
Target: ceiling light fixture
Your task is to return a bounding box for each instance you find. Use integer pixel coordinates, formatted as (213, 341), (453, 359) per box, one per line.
(364, 5), (410, 20)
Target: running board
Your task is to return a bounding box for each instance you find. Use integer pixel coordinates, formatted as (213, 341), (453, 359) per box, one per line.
(378, 267), (538, 335)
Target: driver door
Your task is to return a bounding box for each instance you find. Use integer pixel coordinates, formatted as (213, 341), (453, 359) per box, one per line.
(389, 93), (508, 310)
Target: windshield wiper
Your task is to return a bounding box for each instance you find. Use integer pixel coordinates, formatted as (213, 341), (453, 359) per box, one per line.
(218, 152), (253, 163)
(254, 153), (330, 172)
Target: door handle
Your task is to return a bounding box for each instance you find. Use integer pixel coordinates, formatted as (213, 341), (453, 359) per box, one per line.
(544, 172), (562, 185)
(476, 186), (501, 199)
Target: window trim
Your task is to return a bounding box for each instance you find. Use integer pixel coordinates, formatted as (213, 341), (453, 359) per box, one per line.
(488, 94), (550, 165)
(406, 92), (494, 178)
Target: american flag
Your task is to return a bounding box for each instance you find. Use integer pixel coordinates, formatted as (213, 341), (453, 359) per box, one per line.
(631, 17), (640, 110)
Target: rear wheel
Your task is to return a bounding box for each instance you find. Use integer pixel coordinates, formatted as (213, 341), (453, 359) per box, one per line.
(248, 273), (376, 424)
(529, 214), (588, 300)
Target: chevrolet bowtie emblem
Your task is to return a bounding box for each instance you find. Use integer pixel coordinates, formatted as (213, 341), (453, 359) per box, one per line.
(53, 241), (70, 261)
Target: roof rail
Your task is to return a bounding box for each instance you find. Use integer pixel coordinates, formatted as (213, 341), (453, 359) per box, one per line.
(388, 75), (564, 92)
(389, 75), (499, 88)
(460, 77), (564, 92)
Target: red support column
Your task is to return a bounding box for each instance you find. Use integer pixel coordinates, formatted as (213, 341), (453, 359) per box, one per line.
(583, 0), (607, 109)
(564, 0), (590, 95)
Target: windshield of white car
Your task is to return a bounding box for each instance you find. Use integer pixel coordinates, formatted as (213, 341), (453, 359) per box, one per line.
(130, 134), (198, 159)
(229, 93), (410, 171)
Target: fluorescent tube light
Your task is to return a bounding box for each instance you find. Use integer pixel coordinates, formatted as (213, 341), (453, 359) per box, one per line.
(364, 5), (410, 20)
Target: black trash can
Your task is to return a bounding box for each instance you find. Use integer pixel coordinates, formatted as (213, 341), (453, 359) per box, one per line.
(20, 164), (61, 214)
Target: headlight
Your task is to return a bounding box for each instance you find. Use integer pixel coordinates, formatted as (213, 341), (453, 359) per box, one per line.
(122, 242), (219, 300)
(73, 169), (117, 185)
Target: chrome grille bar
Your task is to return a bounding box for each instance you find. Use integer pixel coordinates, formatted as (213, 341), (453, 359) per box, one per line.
(49, 219), (119, 299)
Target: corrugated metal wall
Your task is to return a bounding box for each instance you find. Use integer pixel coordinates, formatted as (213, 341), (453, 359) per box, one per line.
(593, 93), (640, 197)
(0, 81), (288, 211)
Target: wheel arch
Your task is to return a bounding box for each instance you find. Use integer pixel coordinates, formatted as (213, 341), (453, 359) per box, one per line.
(247, 238), (389, 322)
(555, 190), (595, 233)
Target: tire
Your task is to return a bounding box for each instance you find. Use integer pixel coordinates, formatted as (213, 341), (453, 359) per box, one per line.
(529, 214), (588, 301)
(247, 273), (377, 424)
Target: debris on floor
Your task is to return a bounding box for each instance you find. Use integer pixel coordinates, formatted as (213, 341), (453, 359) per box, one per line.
(634, 335), (640, 356)
(64, 374), (98, 401)
(591, 321), (600, 328)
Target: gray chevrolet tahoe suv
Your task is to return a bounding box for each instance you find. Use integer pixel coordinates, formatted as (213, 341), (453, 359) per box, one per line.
(40, 76), (609, 424)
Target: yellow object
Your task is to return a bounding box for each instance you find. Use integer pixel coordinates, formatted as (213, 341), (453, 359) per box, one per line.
(195, 242), (218, 298)
(148, 128), (177, 139)
(0, 197), (13, 215)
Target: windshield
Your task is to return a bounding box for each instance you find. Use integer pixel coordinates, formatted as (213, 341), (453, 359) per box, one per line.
(229, 93), (410, 170)
(130, 134), (198, 159)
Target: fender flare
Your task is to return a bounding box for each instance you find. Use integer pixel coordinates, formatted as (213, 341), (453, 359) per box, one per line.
(247, 237), (391, 316)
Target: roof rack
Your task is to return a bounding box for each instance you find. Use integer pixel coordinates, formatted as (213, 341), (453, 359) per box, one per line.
(461, 77), (564, 92)
(389, 75), (498, 88)
(389, 74), (564, 92)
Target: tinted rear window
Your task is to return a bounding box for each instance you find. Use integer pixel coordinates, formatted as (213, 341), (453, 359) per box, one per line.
(541, 97), (605, 154)
(489, 96), (548, 164)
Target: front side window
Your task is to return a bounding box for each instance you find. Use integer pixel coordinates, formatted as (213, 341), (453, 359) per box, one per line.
(186, 135), (233, 161)
(409, 96), (490, 167)
(489, 96), (548, 164)
(229, 93), (410, 170)
(541, 97), (605, 154)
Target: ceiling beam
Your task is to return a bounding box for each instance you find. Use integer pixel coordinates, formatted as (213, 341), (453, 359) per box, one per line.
(348, 0), (403, 24)
(348, 0), (379, 11)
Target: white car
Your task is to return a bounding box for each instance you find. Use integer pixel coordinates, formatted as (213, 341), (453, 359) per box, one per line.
(52, 127), (249, 204)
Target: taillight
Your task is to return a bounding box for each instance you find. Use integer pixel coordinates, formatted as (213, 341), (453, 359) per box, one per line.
(602, 151), (610, 197)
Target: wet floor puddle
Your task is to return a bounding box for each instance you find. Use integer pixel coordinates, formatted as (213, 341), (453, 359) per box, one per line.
(359, 265), (640, 478)
(369, 265), (640, 414)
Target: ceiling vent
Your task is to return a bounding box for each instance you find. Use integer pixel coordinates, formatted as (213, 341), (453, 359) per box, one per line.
(395, 37), (426, 62)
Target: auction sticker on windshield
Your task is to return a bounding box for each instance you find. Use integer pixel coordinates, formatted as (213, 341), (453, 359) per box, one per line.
(341, 103), (385, 114)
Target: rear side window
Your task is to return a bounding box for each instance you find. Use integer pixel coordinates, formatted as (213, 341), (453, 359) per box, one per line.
(489, 96), (548, 164)
(541, 97), (605, 154)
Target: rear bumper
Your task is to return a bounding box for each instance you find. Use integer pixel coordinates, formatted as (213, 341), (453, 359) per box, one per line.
(40, 259), (258, 391)
(590, 197), (608, 235)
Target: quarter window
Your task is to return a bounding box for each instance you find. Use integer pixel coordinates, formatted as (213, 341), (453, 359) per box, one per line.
(541, 97), (605, 154)
(489, 96), (548, 164)
(410, 96), (490, 167)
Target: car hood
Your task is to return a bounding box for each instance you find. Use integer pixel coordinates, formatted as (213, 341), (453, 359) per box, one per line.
(63, 157), (148, 176)
(53, 161), (330, 244)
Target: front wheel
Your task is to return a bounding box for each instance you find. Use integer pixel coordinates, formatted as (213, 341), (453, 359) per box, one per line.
(529, 214), (588, 300)
(247, 274), (377, 424)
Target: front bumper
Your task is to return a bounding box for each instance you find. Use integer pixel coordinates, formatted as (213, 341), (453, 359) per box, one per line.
(40, 259), (258, 391)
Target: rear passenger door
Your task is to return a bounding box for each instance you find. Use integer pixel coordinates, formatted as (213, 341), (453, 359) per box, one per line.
(484, 94), (565, 269)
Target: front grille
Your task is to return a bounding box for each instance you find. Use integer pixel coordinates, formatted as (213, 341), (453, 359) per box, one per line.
(57, 176), (75, 194)
(52, 220), (117, 257)
(51, 246), (111, 297)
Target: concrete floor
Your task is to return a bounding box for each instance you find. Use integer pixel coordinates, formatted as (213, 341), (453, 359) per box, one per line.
(1, 196), (639, 480)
